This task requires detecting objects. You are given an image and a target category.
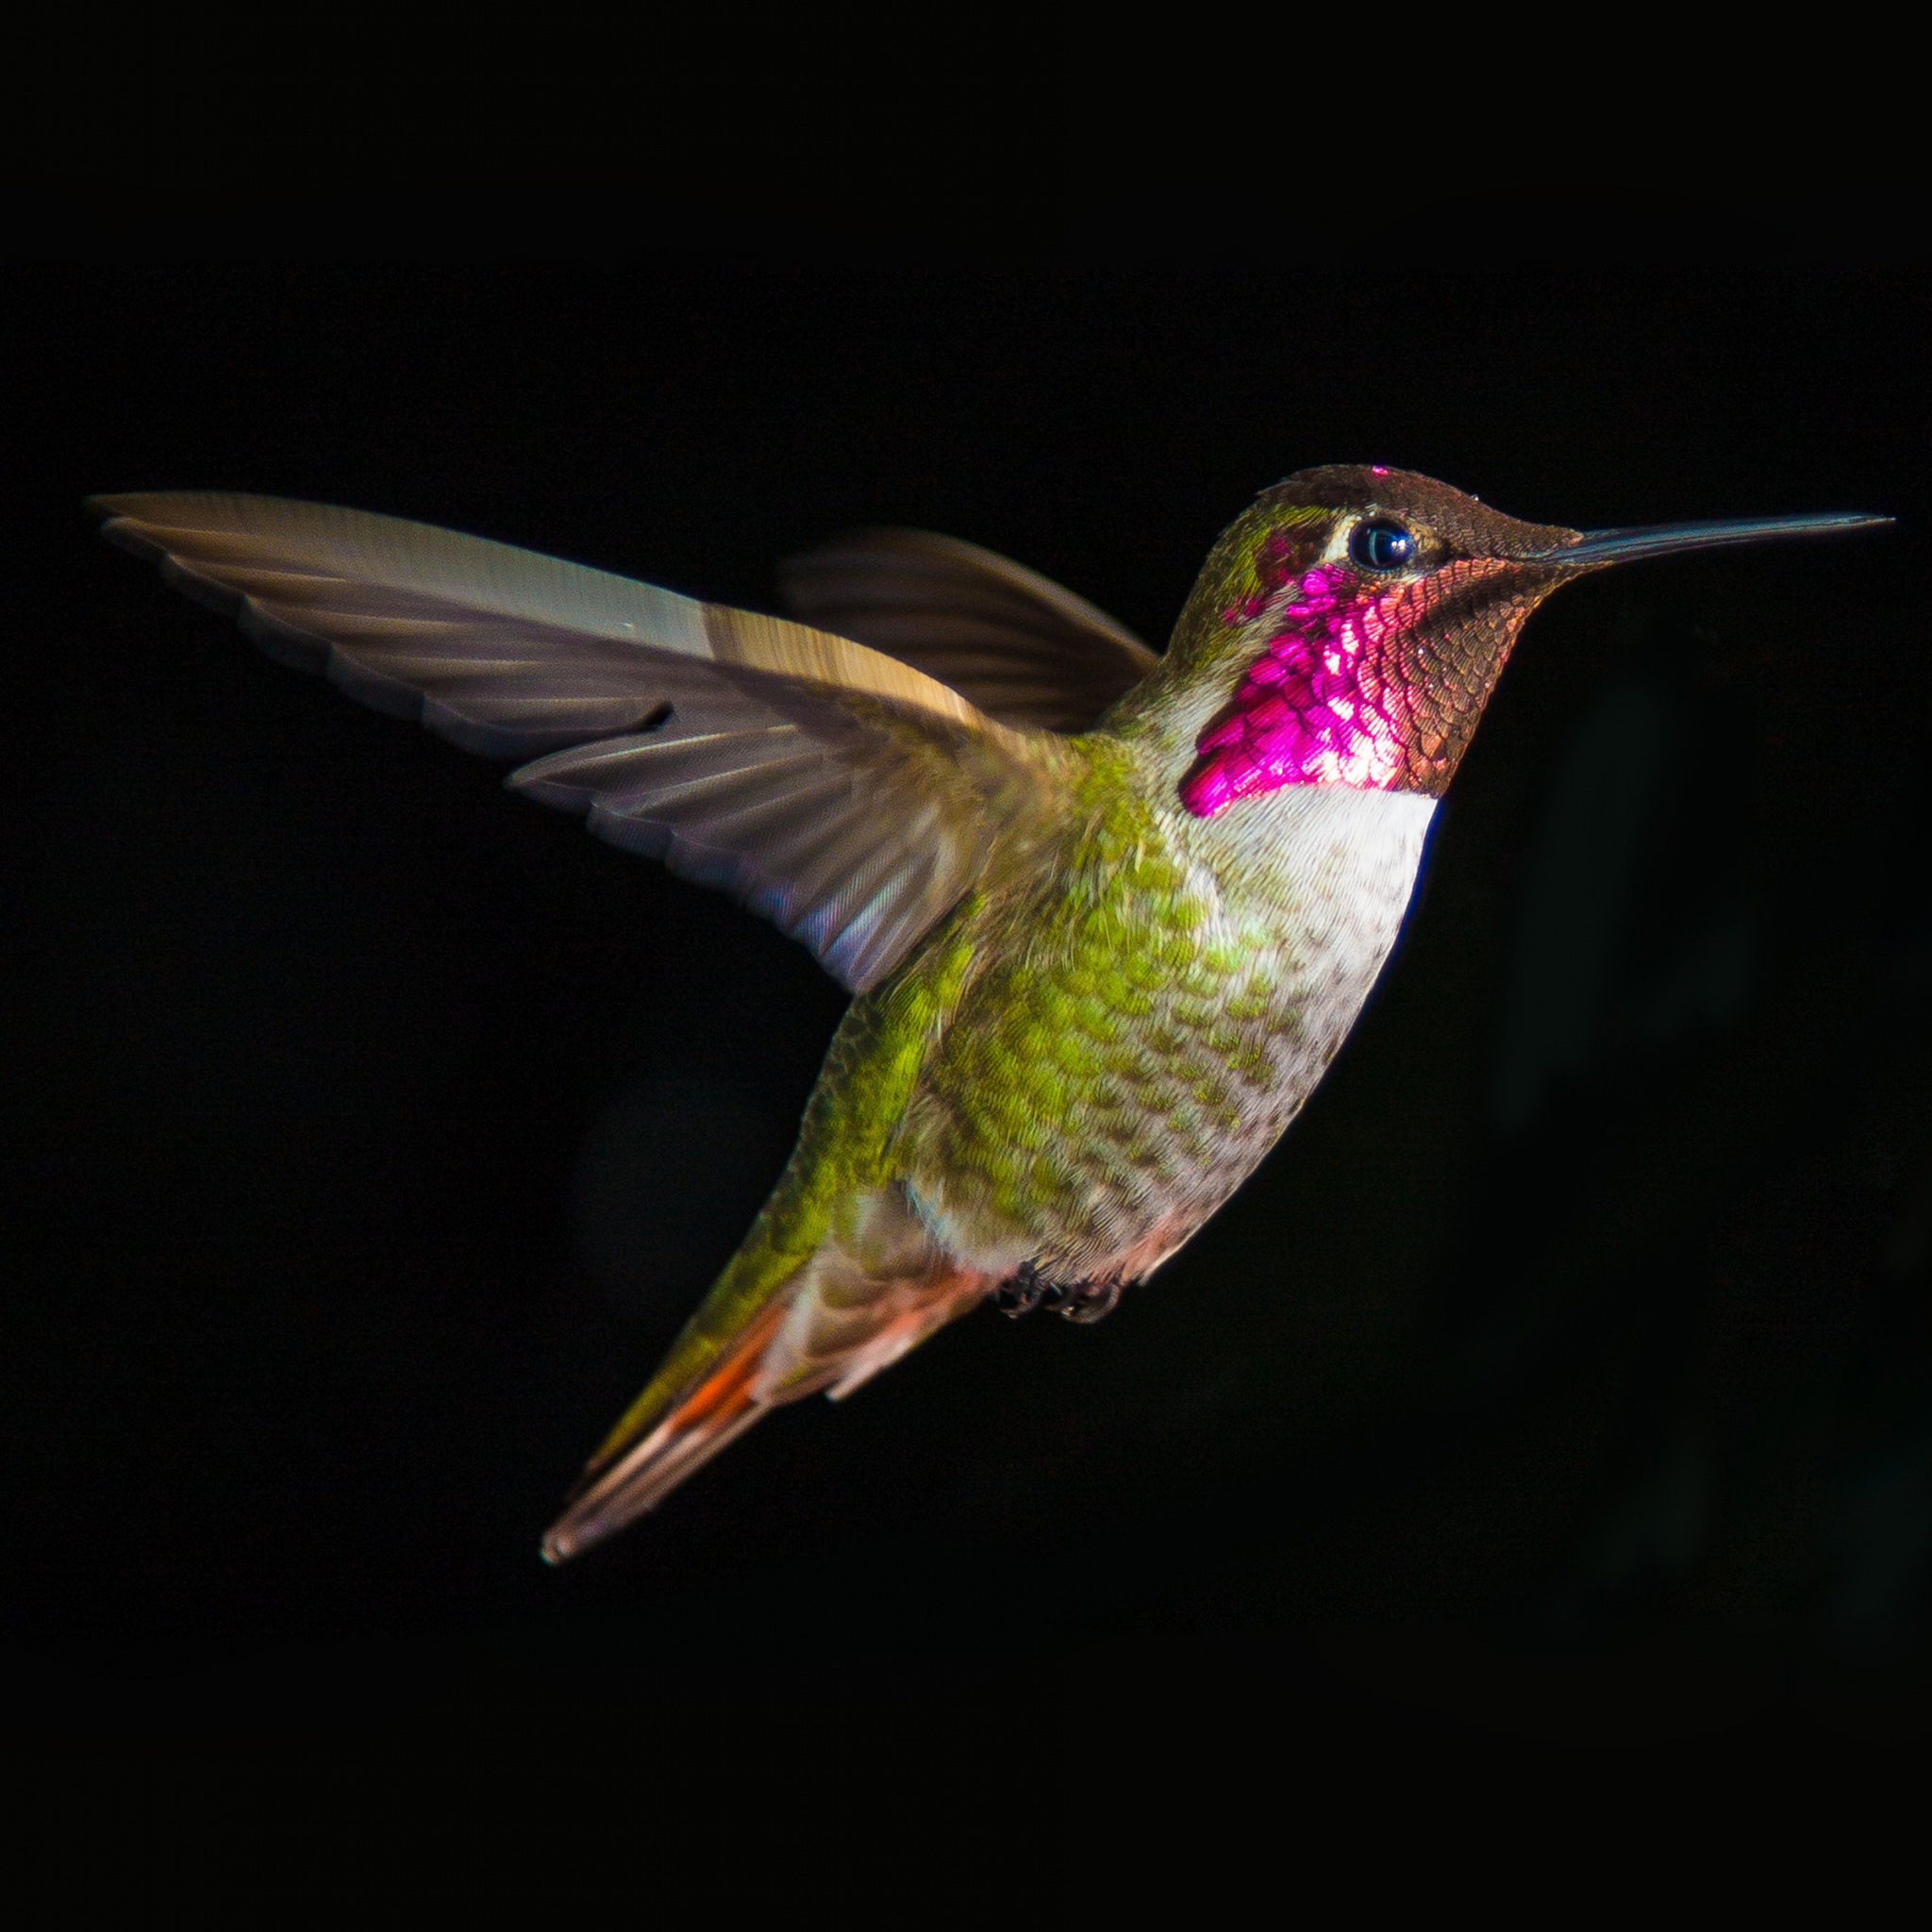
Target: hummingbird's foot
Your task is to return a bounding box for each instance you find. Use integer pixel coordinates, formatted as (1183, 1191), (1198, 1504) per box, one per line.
(1056, 1277), (1124, 1324)
(992, 1264), (1125, 1324)
(992, 1260), (1048, 1317)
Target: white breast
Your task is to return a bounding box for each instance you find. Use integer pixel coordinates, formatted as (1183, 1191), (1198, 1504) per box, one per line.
(1188, 782), (1439, 987)
(1080, 783), (1441, 1277)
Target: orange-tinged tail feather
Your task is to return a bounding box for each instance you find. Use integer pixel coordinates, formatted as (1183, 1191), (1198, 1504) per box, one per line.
(541, 1186), (994, 1563)
(540, 1295), (793, 1564)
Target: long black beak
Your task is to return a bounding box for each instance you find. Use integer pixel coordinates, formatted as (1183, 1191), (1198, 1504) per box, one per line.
(1547, 510), (1892, 569)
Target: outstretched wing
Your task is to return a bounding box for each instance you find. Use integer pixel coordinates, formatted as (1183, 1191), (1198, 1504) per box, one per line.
(776, 526), (1159, 733)
(92, 492), (1056, 993)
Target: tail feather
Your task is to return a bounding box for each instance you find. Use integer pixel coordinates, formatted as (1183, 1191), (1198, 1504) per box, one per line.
(540, 1248), (991, 1563)
(541, 1295), (791, 1564)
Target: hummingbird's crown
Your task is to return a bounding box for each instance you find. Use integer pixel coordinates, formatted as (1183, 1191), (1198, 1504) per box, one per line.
(1275, 465), (1581, 561)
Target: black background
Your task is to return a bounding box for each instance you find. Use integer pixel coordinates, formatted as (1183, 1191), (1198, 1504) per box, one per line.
(5, 234), (1929, 1740)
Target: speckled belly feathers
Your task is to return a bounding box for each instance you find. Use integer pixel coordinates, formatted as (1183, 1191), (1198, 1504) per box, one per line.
(893, 776), (1438, 1286)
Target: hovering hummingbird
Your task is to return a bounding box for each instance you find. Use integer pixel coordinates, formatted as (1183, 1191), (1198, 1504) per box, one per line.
(93, 468), (1887, 1559)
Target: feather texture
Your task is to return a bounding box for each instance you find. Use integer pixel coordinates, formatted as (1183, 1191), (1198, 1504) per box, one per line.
(92, 492), (1057, 991)
(541, 1186), (991, 1561)
(777, 526), (1159, 732)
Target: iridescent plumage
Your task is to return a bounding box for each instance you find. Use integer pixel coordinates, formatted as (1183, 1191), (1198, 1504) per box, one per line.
(92, 469), (1887, 1559)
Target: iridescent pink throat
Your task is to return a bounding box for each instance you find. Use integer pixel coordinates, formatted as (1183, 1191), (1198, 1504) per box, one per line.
(1180, 562), (1407, 817)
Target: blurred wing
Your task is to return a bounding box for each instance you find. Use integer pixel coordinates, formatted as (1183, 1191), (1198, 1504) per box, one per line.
(93, 491), (1053, 993)
(776, 526), (1159, 733)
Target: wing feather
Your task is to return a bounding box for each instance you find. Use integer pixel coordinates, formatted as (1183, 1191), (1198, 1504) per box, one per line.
(777, 525), (1160, 733)
(93, 491), (1059, 992)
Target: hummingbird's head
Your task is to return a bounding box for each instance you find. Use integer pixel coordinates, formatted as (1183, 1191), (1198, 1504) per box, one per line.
(1165, 465), (1887, 817)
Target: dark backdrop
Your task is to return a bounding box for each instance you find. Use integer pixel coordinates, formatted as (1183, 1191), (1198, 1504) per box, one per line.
(5, 241), (1928, 1739)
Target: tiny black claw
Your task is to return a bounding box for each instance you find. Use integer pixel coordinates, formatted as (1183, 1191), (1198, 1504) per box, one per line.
(1059, 1278), (1124, 1324)
(993, 1260), (1047, 1317)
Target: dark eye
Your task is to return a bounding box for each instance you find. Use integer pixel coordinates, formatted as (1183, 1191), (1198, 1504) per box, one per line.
(1349, 516), (1416, 573)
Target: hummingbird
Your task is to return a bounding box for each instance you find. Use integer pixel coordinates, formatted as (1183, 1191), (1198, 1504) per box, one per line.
(92, 467), (1887, 1560)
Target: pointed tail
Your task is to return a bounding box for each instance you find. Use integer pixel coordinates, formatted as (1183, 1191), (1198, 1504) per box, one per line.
(541, 1232), (990, 1563)
(540, 1296), (791, 1563)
